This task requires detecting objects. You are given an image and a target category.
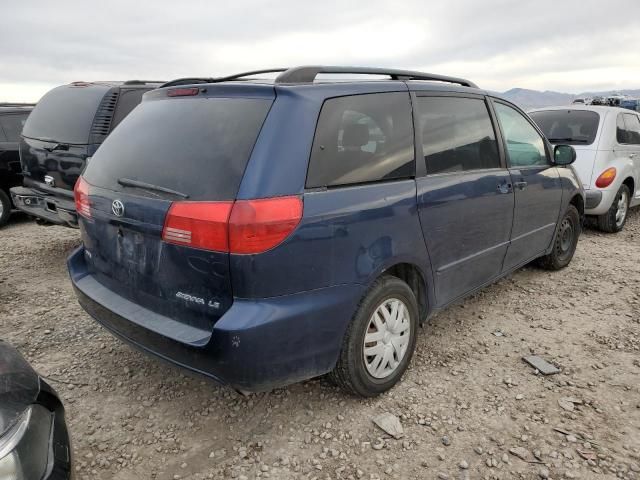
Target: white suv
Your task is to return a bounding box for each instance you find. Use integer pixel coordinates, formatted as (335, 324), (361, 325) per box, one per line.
(530, 106), (640, 232)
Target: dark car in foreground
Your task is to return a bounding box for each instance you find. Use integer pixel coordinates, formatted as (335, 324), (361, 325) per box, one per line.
(0, 103), (33, 227)
(68, 66), (583, 396)
(0, 340), (71, 479)
(11, 80), (163, 227)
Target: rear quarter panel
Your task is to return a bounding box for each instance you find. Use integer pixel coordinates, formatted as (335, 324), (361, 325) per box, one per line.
(230, 180), (432, 302)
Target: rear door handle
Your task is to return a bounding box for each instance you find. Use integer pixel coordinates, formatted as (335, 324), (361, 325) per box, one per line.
(514, 181), (528, 190)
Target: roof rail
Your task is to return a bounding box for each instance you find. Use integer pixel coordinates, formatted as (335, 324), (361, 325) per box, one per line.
(160, 77), (216, 88)
(123, 80), (166, 85)
(274, 66), (478, 88)
(0, 102), (35, 107)
(160, 69), (287, 88)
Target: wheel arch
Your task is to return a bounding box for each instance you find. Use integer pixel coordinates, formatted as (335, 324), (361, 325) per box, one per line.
(622, 176), (635, 197)
(569, 193), (585, 222)
(382, 262), (429, 323)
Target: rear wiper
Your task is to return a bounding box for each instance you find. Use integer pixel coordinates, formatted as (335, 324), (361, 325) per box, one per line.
(547, 138), (588, 143)
(117, 178), (189, 199)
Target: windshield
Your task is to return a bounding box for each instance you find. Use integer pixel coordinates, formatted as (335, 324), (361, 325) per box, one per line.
(84, 96), (273, 201)
(529, 110), (600, 146)
(22, 84), (112, 145)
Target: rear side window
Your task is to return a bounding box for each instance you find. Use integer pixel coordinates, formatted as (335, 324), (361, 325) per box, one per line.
(0, 113), (28, 142)
(83, 97), (272, 201)
(307, 92), (414, 188)
(22, 84), (111, 144)
(619, 114), (640, 145)
(416, 96), (500, 174)
(529, 110), (600, 145)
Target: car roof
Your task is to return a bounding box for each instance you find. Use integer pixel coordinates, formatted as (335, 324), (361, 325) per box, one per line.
(528, 105), (638, 115)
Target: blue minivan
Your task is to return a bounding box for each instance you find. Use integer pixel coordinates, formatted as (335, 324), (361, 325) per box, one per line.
(68, 67), (584, 396)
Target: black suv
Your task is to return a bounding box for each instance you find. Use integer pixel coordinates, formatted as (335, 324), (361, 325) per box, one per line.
(11, 80), (162, 227)
(0, 103), (33, 227)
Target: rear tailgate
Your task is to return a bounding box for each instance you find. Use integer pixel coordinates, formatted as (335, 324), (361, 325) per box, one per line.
(79, 88), (274, 333)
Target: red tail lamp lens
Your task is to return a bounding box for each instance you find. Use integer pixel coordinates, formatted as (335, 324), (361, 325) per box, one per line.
(161, 196), (303, 254)
(595, 167), (616, 188)
(74, 177), (91, 218)
(162, 202), (233, 252)
(229, 196), (303, 254)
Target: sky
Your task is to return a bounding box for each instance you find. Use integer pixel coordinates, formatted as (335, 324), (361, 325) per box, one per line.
(2, 0), (640, 102)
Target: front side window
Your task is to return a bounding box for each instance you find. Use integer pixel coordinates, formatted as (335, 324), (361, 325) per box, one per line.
(495, 103), (548, 167)
(0, 113), (29, 142)
(307, 92), (414, 188)
(622, 114), (640, 145)
(416, 96), (500, 174)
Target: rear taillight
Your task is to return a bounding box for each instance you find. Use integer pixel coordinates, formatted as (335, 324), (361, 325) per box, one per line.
(162, 202), (233, 252)
(595, 167), (616, 188)
(74, 177), (91, 218)
(161, 196), (303, 254)
(229, 197), (303, 254)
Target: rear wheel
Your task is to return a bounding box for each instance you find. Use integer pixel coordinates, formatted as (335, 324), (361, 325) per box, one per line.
(537, 205), (581, 271)
(0, 190), (11, 227)
(597, 184), (630, 233)
(330, 276), (418, 397)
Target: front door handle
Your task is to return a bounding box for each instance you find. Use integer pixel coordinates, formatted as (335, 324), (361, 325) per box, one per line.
(514, 181), (528, 190)
(497, 182), (512, 194)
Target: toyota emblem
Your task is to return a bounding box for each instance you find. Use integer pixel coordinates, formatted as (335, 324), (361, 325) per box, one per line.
(112, 199), (125, 217)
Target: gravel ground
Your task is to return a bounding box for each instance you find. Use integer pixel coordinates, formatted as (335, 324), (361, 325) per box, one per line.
(0, 209), (639, 480)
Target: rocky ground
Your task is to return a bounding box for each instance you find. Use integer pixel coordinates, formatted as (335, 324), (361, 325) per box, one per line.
(0, 210), (639, 480)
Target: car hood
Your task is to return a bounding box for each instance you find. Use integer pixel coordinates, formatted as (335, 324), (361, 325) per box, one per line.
(0, 341), (40, 439)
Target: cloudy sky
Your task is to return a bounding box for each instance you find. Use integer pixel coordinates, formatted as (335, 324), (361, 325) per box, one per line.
(2, 0), (639, 102)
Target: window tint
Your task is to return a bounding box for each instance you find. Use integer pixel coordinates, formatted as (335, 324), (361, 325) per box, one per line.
(416, 96), (500, 174)
(0, 113), (29, 142)
(529, 110), (600, 146)
(22, 84), (111, 144)
(494, 103), (547, 167)
(84, 97), (272, 201)
(307, 92), (414, 188)
(622, 114), (640, 145)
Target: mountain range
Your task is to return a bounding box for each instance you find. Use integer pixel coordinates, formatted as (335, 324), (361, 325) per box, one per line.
(500, 88), (640, 110)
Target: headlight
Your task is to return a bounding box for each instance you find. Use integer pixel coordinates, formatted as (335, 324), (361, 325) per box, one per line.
(0, 405), (53, 480)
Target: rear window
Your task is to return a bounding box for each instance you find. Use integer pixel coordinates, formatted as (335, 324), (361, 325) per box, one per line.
(0, 113), (29, 142)
(83, 97), (272, 201)
(22, 84), (111, 144)
(307, 92), (414, 188)
(529, 110), (600, 146)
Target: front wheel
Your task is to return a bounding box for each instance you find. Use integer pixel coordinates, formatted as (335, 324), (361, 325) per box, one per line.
(537, 204), (581, 271)
(329, 276), (418, 397)
(0, 190), (12, 227)
(597, 184), (630, 233)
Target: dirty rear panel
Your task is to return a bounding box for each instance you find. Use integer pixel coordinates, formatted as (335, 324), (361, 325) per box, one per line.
(79, 87), (274, 339)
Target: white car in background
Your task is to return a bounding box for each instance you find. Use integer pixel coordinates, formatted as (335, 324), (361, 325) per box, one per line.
(530, 106), (640, 232)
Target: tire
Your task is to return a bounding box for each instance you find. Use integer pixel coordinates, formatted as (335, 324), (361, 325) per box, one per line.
(597, 184), (630, 233)
(537, 204), (581, 271)
(0, 190), (11, 228)
(329, 275), (418, 397)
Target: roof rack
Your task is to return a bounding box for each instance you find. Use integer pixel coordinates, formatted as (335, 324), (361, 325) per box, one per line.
(160, 69), (287, 88)
(274, 66), (478, 88)
(122, 80), (166, 85)
(161, 66), (478, 89)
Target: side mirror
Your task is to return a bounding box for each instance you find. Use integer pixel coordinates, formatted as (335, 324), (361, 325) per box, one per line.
(553, 144), (577, 165)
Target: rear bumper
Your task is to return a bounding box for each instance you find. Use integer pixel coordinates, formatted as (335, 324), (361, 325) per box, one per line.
(10, 186), (78, 227)
(68, 246), (364, 392)
(584, 187), (617, 215)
